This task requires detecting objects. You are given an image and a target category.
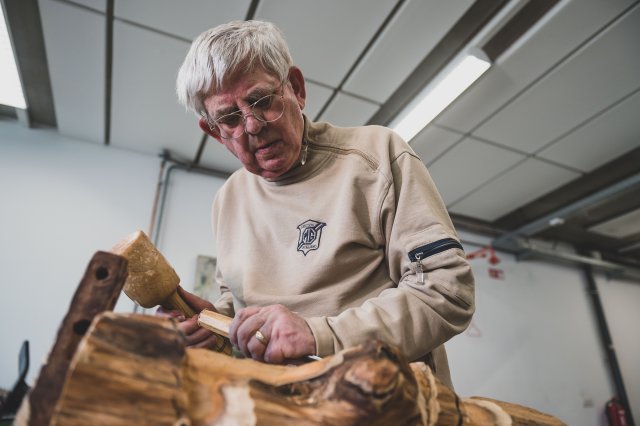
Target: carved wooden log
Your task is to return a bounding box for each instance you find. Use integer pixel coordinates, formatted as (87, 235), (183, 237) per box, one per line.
(47, 312), (565, 426)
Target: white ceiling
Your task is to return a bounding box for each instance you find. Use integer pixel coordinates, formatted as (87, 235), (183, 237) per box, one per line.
(25, 0), (640, 226)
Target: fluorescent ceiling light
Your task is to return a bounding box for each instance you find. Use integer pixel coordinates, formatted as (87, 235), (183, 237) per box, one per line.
(391, 52), (490, 142)
(0, 4), (26, 109)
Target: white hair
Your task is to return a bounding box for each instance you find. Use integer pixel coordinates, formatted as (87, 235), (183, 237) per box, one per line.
(176, 20), (293, 117)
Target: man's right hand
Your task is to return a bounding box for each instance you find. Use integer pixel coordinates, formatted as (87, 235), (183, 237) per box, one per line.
(156, 286), (222, 350)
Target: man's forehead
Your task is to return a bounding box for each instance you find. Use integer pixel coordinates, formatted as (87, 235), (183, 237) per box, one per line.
(223, 68), (281, 93)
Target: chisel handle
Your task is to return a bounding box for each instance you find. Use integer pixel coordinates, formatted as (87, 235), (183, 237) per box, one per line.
(196, 309), (233, 355)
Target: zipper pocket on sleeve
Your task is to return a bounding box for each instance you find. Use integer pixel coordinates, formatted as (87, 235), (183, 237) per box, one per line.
(408, 238), (463, 262)
(408, 238), (463, 285)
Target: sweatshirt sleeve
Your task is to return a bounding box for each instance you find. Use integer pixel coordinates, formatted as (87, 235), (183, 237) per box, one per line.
(211, 190), (235, 317)
(212, 267), (235, 317)
(306, 150), (475, 361)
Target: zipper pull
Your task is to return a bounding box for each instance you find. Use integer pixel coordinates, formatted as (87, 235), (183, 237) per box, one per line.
(415, 253), (424, 285)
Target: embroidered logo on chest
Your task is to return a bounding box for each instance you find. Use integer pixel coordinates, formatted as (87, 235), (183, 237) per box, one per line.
(297, 220), (327, 256)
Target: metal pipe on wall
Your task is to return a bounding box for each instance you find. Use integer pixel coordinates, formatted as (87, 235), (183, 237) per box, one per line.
(147, 150), (170, 243)
(582, 264), (635, 426)
(149, 154), (230, 250)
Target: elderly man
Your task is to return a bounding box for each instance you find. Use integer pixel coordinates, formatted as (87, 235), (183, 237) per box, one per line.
(170, 20), (474, 389)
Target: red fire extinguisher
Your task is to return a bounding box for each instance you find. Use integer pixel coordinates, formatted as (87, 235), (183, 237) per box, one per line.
(606, 397), (628, 426)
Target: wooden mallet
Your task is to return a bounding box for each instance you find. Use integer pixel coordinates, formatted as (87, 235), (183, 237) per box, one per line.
(111, 230), (232, 354)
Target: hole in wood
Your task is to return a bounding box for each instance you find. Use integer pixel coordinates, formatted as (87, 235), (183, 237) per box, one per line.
(95, 266), (109, 280)
(73, 319), (91, 336)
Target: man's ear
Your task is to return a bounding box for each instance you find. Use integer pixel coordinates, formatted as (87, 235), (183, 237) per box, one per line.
(198, 117), (223, 144)
(288, 66), (306, 110)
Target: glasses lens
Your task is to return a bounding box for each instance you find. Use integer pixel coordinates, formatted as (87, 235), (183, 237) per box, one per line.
(209, 90), (286, 140)
(213, 112), (245, 139)
(251, 93), (285, 124)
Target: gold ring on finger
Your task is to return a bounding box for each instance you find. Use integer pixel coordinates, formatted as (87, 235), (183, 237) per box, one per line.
(255, 330), (269, 345)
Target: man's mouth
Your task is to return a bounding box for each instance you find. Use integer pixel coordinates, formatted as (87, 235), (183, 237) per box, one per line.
(255, 140), (280, 156)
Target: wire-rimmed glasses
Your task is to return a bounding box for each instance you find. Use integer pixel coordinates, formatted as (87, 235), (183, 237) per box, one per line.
(203, 86), (286, 140)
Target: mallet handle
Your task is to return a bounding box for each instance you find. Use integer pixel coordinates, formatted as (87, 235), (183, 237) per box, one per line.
(160, 290), (196, 318)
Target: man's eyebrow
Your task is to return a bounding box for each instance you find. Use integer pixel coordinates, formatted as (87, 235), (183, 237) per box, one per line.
(245, 85), (276, 102)
(213, 105), (239, 118)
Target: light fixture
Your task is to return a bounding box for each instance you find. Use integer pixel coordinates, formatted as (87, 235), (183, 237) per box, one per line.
(0, 3), (27, 109)
(391, 50), (490, 142)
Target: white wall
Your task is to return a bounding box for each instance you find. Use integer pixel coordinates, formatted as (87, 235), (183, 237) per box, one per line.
(1, 119), (638, 425)
(448, 233), (615, 425)
(0, 120), (148, 387)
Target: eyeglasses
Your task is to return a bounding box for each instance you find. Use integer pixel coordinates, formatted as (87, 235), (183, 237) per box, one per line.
(204, 85), (286, 140)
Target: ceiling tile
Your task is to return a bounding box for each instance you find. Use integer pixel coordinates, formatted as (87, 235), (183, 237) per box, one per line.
(255, 0), (396, 87)
(537, 89), (640, 172)
(410, 124), (463, 165)
(0, 118), (68, 147)
(427, 137), (525, 205)
(472, 4), (640, 153)
(303, 81), (334, 120)
(449, 158), (581, 221)
(67, 0), (105, 12)
(317, 92), (380, 128)
(39, 0), (104, 144)
(589, 208), (640, 238)
(114, 0), (250, 40)
(109, 21), (201, 159)
(343, 0), (473, 103)
(436, 0), (637, 134)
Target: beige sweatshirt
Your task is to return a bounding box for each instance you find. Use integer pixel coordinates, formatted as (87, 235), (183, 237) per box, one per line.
(211, 118), (475, 388)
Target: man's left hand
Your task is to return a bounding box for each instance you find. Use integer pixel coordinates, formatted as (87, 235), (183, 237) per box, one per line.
(229, 304), (316, 363)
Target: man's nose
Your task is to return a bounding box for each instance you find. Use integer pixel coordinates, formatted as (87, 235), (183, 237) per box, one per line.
(244, 114), (266, 136)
